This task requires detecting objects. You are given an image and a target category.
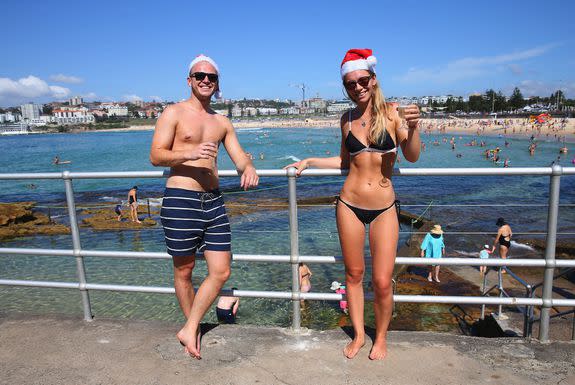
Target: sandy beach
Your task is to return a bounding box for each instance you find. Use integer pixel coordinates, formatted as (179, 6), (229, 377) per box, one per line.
(116, 117), (575, 142)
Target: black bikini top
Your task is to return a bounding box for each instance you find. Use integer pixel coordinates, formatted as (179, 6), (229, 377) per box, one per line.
(345, 110), (397, 156)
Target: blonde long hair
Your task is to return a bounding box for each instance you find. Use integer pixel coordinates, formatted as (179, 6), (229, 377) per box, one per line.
(368, 81), (393, 145)
(345, 74), (393, 145)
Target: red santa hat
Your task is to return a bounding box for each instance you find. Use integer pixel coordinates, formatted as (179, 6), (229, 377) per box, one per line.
(340, 48), (377, 78)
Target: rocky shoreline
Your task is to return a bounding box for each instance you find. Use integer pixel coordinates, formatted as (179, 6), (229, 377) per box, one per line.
(0, 202), (69, 240)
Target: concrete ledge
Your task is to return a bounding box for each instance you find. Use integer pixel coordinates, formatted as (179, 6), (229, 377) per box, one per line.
(0, 314), (573, 385)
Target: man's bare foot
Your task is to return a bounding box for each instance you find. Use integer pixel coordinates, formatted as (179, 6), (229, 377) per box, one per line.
(343, 336), (365, 359)
(177, 328), (201, 359)
(369, 340), (387, 360)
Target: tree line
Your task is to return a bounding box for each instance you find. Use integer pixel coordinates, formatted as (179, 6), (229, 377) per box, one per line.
(436, 88), (573, 113)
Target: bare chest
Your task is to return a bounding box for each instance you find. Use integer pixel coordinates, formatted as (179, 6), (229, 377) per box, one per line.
(174, 114), (225, 147)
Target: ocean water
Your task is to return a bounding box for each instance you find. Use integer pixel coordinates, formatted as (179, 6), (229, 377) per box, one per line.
(0, 127), (574, 328)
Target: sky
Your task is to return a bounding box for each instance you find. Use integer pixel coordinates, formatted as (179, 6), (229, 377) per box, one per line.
(1, 0), (574, 107)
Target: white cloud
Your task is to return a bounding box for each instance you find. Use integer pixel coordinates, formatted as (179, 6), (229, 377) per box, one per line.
(50, 74), (83, 84)
(148, 95), (164, 102)
(394, 45), (555, 84)
(123, 94), (143, 102)
(82, 92), (98, 100)
(0, 75), (71, 105)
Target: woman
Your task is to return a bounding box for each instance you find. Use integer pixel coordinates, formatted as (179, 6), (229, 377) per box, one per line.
(493, 217), (512, 263)
(299, 263), (313, 293)
(128, 186), (141, 224)
(286, 49), (420, 360)
(420, 224), (445, 282)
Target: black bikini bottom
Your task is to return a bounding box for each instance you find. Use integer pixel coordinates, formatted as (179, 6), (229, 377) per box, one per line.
(337, 197), (400, 225)
(499, 238), (511, 248)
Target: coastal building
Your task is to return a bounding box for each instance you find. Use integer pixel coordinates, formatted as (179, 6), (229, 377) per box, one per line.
(306, 98), (326, 110)
(279, 107), (300, 115)
(214, 109), (228, 116)
(244, 107), (257, 117)
(20, 103), (42, 121)
(28, 115), (55, 126)
(0, 112), (18, 123)
(53, 106), (95, 125)
(326, 100), (354, 113)
(231, 105), (242, 117)
(257, 107), (278, 116)
(102, 104), (128, 117)
(0, 123), (28, 135)
(133, 100), (145, 108)
(69, 96), (83, 106)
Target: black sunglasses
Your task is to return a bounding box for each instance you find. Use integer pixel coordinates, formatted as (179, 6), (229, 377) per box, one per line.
(190, 72), (219, 83)
(344, 75), (372, 90)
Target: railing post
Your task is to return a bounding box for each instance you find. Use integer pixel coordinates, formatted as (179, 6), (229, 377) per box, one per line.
(480, 270), (487, 319)
(523, 286), (532, 337)
(63, 171), (93, 321)
(287, 167), (301, 331)
(497, 267), (503, 318)
(539, 164), (562, 342)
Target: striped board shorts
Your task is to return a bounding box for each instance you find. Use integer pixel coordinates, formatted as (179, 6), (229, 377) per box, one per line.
(160, 187), (231, 257)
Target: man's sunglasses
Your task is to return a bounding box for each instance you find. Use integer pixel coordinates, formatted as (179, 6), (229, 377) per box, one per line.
(344, 75), (372, 90)
(190, 72), (219, 83)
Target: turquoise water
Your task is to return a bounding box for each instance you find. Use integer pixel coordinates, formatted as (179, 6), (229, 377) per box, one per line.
(0, 127), (574, 327)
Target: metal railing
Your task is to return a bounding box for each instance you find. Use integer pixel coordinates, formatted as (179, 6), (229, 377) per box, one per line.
(1, 166), (574, 342)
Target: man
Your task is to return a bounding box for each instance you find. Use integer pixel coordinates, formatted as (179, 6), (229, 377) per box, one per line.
(150, 54), (258, 359)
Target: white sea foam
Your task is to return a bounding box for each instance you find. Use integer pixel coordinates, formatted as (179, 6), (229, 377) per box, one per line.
(510, 240), (535, 251)
(237, 127), (263, 132)
(454, 250), (480, 257)
(99, 196), (119, 202)
(279, 155), (301, 162)
(145, 198), (163, 207)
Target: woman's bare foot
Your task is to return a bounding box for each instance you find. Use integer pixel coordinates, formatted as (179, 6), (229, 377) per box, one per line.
(177, 327), (201, 359)
(343, 336), (365, 359)
(434, 277), (441, 283)
(369, 340), (387, 360)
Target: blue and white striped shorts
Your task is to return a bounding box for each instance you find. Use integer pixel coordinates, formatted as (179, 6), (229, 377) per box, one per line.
(160, 188), (231, 257)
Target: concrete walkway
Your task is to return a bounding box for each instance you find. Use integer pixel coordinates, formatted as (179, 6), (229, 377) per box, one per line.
(0, 315), (573, 385)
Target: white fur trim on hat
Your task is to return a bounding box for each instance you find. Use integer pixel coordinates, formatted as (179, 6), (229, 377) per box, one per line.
(188, 54), (219, 74)
(340, 55), (377, 78)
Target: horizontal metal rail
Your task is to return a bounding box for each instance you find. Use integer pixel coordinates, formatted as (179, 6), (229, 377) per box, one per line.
(3, 278), (574, 307)
(1, 166), (574, 180)
(2, 248), (575, 268)
(0, 166), (574, 340)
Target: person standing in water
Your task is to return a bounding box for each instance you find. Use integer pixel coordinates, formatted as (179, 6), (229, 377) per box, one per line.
(128, 186), (141, 223)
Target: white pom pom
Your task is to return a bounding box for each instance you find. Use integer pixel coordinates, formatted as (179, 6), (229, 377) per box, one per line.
(366, 55), (377, 69)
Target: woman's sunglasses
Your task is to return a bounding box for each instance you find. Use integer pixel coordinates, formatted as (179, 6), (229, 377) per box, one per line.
(344, 75), (372, 90)
(190, 72), (219, 83)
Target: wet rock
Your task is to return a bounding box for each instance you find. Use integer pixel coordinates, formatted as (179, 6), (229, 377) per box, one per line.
(80, 207), (157, 230)
(0, 202), (70, 240)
